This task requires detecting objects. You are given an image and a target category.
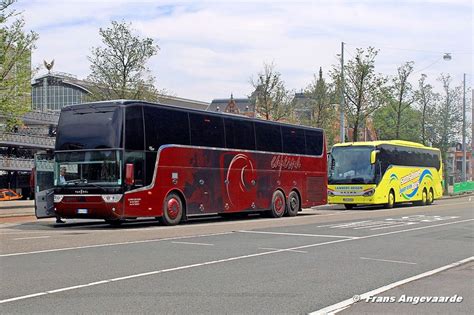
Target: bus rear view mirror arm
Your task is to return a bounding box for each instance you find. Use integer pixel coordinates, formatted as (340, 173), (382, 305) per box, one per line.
(370, 150), (379, 164)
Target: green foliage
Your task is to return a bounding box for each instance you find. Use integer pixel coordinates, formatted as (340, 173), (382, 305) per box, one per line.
(299, 67), (338, 145)
(331, 47), (387, 142)
(373, 104), (422, 142)
(250, 62), (293, 121)
(87, 21), (160, 101)
(388, 61), (415, 138)
(0, 0), (37, 129)
(414, 74), (440, 146)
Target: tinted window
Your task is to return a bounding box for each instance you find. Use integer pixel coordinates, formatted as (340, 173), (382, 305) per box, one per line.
(255, 123), (282, 152)
(144, 107), (190, 151)
(224, 118), (256, 150)
(189, 113), (225, 148)
(378, 145), (441, 172)
(125, 106), (144, 150)
(56, 105), (123, 150)
(145, 152), (157, 186)
(305, 129), (324, 155)
(282, 126), (306, 154)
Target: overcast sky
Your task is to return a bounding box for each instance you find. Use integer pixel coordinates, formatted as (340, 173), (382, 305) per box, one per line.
(16, 0), (473, 102)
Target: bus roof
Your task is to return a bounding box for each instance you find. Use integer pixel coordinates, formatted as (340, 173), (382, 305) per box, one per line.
(61, 99), (324, 132)
(332, 140), (439, 151)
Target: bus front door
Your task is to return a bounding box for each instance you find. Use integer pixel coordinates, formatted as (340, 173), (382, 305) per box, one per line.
(34, 153), (55, 218)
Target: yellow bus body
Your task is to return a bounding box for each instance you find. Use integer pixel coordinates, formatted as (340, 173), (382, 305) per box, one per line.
(328, 140), (443, 207)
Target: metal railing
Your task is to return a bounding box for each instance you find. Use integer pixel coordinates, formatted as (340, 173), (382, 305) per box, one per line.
(0, 157), (34, 171)
(0, 132), (55, 149)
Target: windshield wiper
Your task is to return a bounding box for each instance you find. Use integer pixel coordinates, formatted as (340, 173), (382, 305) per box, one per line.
(64, 179), (105, 190)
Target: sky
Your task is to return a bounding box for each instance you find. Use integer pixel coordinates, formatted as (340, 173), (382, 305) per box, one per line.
(15, 0), (473, 103)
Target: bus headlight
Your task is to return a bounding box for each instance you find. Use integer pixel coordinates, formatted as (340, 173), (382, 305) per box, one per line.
(363, 189), (375, 197)
(54, 195), (64, 203)
(102, 194), (123, 203)
(328, 190), (335, 196)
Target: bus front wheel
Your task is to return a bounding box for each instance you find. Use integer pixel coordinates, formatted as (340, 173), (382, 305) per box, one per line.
(344, 204), (355, 210)
(268, 190), (286, 218)
(384, 190), (395, 209)
(161, 192), (184, 226)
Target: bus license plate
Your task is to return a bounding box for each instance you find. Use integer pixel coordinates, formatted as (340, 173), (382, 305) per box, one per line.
(343, 198), (354, 202)
(77, 208), (88, 214)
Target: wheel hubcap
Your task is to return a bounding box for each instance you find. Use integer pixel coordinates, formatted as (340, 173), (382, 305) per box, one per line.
(274, 196), (284, 214)
(290, 197), (297, 210)
(167, 198), (180, 219)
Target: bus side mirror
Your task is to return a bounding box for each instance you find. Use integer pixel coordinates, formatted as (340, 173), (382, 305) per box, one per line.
(370, 150), (379, 164)
(125, 163), (135, 186)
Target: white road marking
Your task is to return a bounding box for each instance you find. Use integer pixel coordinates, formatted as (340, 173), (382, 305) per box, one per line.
(259, 247), (308, 253)
(0, 218), (472, 305)
(0, 232), (232, 257)
(310, 256), (474, 315)
(237, 230), (356, 239)
(171, 241), (214, 246)
(13, 236), (50, 241)
(370, 223), (416, 230)
(359, 257), (417, 265)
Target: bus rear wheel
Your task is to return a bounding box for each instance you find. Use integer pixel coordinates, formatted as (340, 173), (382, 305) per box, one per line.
(427, 188), (434, 205)
(161, 192), (184, 226)
(268, 190), (286, 218)
(286, 191), (300, 217)
(384, 190), (395, 209)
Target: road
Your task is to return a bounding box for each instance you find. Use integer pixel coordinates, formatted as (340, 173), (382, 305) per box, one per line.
(0, 196), (472, 314)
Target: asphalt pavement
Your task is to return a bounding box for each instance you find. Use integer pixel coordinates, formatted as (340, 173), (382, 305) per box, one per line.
(0, 196), (472, 314)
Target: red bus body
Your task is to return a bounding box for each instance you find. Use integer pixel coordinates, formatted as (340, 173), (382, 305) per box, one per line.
(55, 145), (327, 219)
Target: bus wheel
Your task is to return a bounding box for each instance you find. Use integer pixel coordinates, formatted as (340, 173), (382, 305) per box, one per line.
(384, 190), (395, 209)
(344, 204), (355, 210)
(286, 191), (300, 217)
(415, 189), (428, 206)
(268, 190), (286, 218)
(162, 192), (184, 226)
(427, 188), (434, 205)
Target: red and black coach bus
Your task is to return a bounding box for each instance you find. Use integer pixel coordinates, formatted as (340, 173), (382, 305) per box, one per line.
(35, 100), (327, 225)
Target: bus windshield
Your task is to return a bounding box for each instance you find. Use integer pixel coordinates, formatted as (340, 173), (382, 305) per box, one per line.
(55, 150), (122, 186)
(329, 146), (375, 184)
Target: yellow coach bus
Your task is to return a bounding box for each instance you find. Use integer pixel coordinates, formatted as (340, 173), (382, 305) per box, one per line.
(328, 140), (443, 209)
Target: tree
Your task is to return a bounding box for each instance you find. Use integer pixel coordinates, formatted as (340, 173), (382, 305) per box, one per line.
(0, 0), (38, 129)
(415, 74), (439, 145)
(331, 47), (387, 142)
(300, 67), (337, 145)
(250, 62), (293, 121)
(373, 105), (422, 142)
(389, 62), (415, 138)
(432, 74), (463, 192)
(87, 21), (160, 101)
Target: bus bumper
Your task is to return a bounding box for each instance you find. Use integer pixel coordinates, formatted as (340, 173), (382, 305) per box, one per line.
(54, 195), (123, 219)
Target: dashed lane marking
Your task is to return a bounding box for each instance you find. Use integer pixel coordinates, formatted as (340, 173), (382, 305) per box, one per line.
(359, 257), (417, 265)
(237, 230), (357, 239)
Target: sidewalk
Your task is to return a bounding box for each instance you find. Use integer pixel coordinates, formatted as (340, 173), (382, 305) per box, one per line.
(340, 260), (473, 314)
(0, 200), (35, 217)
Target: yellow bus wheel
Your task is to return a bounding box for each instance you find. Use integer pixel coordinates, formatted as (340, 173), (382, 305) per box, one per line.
(384, 190), (395, 209)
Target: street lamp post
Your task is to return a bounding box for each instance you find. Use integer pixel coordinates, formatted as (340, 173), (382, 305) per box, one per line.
(340, 42), (345, 143)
